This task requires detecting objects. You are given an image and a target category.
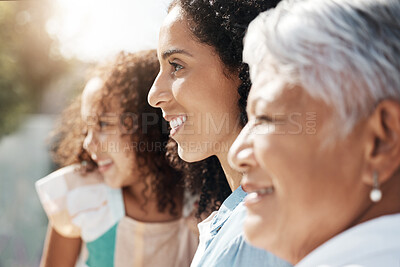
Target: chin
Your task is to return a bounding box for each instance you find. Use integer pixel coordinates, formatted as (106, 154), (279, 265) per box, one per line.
(243, 213), (272, 251)
(104, 176), (122, 189)
(177, 142), (210, 162)
(244, 215), (290, 263)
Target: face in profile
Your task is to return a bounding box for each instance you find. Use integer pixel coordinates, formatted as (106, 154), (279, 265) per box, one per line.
(228, 74), (372, 263)
(148, 5), (242, 162)
(81, 77), (136, 188)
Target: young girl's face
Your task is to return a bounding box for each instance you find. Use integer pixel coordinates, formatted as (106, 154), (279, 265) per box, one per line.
(148, 6), (242, 162)
(81, 77), (136, 188)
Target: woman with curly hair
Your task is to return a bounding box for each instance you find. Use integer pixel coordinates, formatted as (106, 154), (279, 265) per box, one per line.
(36, 50), (198, 267)
(148, 1), (291, 267)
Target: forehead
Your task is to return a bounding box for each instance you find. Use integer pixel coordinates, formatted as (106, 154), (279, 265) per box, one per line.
(163, 6), (185, 29)
(250, 76), (284, 102)
(160, 6), (190, 40)
(247, 76), (306, 114)
(248, 76), (285, 111)
(158, 6), (211, 58)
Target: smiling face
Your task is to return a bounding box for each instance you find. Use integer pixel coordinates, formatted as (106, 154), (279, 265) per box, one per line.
(228, 75), (374, 263)
(81, 77), (136, 188)
(148, 6), (242, 162)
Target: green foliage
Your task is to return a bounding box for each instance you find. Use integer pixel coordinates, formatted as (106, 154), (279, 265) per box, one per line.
(0, 4), (24, 136)
(0, 1), (69, 138)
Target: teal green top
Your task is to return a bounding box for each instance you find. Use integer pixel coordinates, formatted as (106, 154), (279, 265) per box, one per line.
(85, 223), (119, 267)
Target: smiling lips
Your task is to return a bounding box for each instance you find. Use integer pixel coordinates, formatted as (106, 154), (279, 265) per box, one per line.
(167, 115), (187, 137)
(97, 159), (113, 173)
(244, 186), (275, 206)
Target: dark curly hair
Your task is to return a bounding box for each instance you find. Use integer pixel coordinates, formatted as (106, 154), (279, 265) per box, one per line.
(50, 50), (183, 216)
(166, 0), (281, 218)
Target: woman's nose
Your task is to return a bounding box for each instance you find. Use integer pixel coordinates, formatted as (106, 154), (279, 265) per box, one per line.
(148, 71), (172, 108)
(228, 124), (257, 173)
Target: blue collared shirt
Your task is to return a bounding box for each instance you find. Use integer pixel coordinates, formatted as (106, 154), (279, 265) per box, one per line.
(190, 186), (292, 267)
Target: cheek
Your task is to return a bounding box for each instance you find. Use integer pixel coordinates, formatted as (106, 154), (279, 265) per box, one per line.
(119, 140), (134, 165)
(120, 156), (134, 176)
(255, 135), (350, 227)
(254, 135), (293, 176)
(172, 75), (206, 107)
(108, 136), (131, 161)
(174, 71), (239, 112)
(214, 78), (240, 109)
(172, 79), (187, 102)
(254, 135), (318, 216)
(113, 151), (136, 186)
(97, 133), (109, 145)
(257, 134), (317, 180)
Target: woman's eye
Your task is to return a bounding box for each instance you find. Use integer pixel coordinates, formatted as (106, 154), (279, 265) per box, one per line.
(250, 115), (276, 135)
(254, 115), (273, 125)
(99, 121), (111, 129)
(168, 60), (183, 73)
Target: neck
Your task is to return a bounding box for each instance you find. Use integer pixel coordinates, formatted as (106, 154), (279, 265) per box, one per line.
(123, 173), (154, 203)
(289, 174), (400, 265)
(218, 154), (242, 191)
(352, 174), (400, 227)
(216, 129), (243, 191)
(123, 173), (182, 222)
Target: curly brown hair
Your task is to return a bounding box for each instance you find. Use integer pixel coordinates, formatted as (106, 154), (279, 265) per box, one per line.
(50, 50), (183, 216)
(165, 0), (281, 217)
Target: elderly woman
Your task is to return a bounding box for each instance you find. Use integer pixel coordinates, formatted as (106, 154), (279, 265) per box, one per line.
(228, 0), (400, 266)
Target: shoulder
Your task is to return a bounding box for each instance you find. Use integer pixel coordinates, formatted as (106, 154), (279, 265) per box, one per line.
(36, 164), (104, 197)
(212, 234), (291, 267)
(203, 203), (291, 267)
(36, 165), (106, 212)
(297, 214), (400, 267)
(36, 165), (123, 240)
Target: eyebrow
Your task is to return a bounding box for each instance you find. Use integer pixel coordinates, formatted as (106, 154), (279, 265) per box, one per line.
(161, 49), (193, 60)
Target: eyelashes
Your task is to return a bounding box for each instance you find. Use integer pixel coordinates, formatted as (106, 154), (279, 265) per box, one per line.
(253, 115), (274, 126)
(84, 121), (114, 133)
(168, 60), (184, 74)
(248, 115), (277, 135)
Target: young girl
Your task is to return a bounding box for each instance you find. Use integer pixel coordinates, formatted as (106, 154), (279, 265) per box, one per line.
(148, 1), (291, 266)
(36, 50), (198, 267)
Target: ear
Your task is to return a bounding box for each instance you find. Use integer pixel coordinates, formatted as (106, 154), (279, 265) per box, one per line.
(363, 100), (400, 186)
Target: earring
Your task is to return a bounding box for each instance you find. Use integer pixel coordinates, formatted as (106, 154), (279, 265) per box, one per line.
(369, 171), (382, 203)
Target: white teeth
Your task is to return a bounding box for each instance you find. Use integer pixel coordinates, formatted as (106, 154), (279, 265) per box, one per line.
(251, 187), (274, 196)
(170, 115), (187, 129)
(97, 159), (112, 167)
(257, 187), (274, 195)
(246, 192), (259, 201)
(245, 187), (274, 204)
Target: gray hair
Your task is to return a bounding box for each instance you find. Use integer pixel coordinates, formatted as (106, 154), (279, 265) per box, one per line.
(244, 0), (400, 138)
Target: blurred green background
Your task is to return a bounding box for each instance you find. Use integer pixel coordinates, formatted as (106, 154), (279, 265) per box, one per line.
(0, 0), (168, 266)
(0, 1), (88, 266)
(0, 1), (80, 137)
